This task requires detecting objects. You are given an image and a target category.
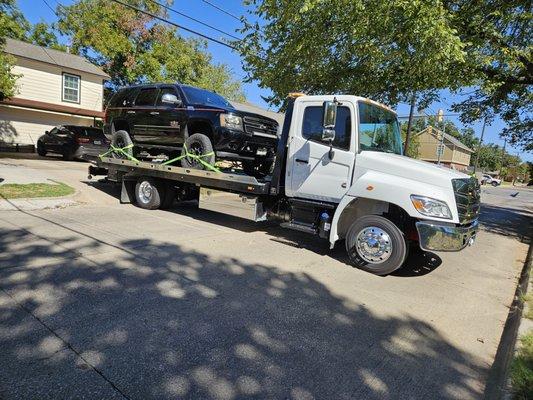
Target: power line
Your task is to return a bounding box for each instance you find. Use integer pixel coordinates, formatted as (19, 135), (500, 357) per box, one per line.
(200, 0), (241, 22)
(41, 0), (57, 15)
(110, 0), (237, 50)
(148, 0), (241, 41)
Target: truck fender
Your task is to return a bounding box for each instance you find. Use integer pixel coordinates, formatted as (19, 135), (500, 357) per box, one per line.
(328, 169), (458, 248)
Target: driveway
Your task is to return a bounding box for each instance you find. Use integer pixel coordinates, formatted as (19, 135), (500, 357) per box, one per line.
(0, 156), (531, 399)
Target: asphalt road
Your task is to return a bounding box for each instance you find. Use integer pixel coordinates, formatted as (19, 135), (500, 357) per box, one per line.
(0, 156), (531, 399)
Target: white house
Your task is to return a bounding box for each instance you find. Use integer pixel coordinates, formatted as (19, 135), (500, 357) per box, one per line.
(0, 38), (109, 147)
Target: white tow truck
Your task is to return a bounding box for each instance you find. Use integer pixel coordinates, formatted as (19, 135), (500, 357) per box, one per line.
(89, 93), (480, 275)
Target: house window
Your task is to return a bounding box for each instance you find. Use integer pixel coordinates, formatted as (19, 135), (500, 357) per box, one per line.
(62, 73), (80, 103)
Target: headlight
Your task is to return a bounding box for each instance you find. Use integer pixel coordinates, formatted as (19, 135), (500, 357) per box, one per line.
(219, 113), (243, 131)
(410, 195), (452, 219)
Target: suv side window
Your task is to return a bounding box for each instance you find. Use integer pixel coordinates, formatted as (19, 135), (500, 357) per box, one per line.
(156, 87), (180, 106)
(302, 106), (352, 150)
(110, 88), (135, 108)
(134, 88), (159, 106)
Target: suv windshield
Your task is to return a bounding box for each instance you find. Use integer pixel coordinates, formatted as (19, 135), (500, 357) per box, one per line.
(181, 86), (232, 108)
(358, 102), (402, 155)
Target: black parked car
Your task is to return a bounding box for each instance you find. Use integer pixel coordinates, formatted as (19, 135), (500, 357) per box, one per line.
(37, 125), (109, 161)
(104, 84), (279, 176)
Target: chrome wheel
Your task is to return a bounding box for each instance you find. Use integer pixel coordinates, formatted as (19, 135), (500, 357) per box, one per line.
(355, 226), (392, 264)
(138, 181), (153, 204)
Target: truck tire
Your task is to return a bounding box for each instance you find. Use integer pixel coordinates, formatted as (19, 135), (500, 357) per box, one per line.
(37, 141), (47, 157)
(134, 177), (165, 210)
(345, 215), (408, 276)
(111, 130), (134, 159)
(180, 133), (215, 170)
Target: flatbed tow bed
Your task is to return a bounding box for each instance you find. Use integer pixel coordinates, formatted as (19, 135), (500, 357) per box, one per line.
(88, 156), (271, 197)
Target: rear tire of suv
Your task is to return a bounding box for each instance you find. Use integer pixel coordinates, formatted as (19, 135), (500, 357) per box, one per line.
(111, 130), (134, 159)
(37, 141), (46, 157)
(180, 133), (215, 170)
(491, 181), (498, 187)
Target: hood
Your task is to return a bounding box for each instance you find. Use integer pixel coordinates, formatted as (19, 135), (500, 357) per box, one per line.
(355, 151), (470, 189)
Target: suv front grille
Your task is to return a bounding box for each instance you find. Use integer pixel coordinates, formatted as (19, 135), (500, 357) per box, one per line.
(243, 116), (279, 139)
(452, 177), (481, 224)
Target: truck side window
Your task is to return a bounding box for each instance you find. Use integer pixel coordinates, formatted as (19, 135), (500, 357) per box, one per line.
(135, 88), (158, 106)
(302, 106), (351, 150)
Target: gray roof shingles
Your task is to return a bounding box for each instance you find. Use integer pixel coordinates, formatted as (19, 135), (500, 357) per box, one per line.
(4, 38), (110, 79)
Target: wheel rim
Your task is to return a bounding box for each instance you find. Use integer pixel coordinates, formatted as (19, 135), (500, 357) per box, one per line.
(138, 181), (152, 203)
(355, 226), (392, 264)
(187, 143), (204, 166)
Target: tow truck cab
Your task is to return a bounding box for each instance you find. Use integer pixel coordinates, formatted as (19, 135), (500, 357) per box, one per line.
(91, 93), (480, 276)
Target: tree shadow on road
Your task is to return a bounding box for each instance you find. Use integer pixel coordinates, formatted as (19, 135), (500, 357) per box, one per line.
(478, 203), (532, 241)
(0, 225), (484, 399)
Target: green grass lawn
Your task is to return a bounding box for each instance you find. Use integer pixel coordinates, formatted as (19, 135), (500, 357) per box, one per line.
(0, 181), (75, 199)
(511, 331), (533, 400)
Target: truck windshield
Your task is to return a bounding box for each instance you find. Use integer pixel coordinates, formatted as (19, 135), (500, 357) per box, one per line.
(181, 86), (233, 109)
(358, 102), (402, 155)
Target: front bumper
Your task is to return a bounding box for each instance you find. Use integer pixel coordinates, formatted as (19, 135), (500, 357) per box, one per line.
(416, 219), (478, 252)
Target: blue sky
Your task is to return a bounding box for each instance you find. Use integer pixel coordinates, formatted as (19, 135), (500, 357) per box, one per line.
(21, 0), (531, 162)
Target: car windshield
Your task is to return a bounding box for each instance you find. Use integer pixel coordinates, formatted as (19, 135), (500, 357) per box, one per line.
(181, 86), (232, 108)
(358, 102), (402, 155)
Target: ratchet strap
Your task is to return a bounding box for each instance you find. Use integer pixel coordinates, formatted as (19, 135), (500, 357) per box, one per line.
(161, 144), (220, 173)
(99, 144), (139, 162)
(99, 143), (220, 173)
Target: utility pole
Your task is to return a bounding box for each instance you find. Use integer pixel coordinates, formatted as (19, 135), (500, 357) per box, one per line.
(500, 138), (507, 178)
(473, 117), (486, 174)
(403, 94), (416, 156)
(436, 109), (445, 165)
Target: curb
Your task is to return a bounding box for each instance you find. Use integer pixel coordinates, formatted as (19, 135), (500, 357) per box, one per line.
(484, 238), (532, 399)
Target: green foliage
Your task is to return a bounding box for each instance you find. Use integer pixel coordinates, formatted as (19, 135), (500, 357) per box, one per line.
(28, 22), (67, 51)
(400, 122), (420, 158)
(57, 0), (245, 101)
(0, 0), (30, 40)
(239, 0), (532, 150)
(510, 331), (533, 400)
(239, 0), (466, 107)
(0, 181), (75, 199)
(446, 1), (532, 152)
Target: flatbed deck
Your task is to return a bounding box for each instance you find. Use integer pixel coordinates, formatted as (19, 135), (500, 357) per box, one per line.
(90, 156), (271, 195)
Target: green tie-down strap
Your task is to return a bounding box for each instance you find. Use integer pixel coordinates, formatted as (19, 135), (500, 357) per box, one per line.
(162, 144), (220, 173)
(99, 144), (139, 162)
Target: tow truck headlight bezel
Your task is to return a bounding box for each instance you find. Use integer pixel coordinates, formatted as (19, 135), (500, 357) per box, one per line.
(410, 195), (452, 220)
(220, 113), (244, 132)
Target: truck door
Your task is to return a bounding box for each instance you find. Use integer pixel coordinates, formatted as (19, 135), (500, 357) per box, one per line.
(132, 87), (159, 144)
(286, 101), (355, 202)
(154, 86), (187, 145)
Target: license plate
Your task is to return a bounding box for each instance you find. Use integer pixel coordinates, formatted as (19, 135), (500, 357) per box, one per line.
(256, 148), (267, 156)
(93, 140), (102, 145)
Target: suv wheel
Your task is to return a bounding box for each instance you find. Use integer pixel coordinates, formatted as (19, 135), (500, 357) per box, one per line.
(491, 181), (499, 187)
(111, 130), (134, 159)
(180, 133), (215, 170)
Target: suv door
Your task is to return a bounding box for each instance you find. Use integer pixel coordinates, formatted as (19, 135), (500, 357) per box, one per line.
(132, 87), (159, 144)
(154, 86), (187, 145)
(286, 101), (355, 202)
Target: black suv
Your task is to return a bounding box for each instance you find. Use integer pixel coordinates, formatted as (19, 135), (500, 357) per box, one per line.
(104, 84), (279, 175)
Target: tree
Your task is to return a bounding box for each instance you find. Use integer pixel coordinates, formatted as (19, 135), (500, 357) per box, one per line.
(28, 22), (67, 51)
(400, 121), (420, 158)
(57, 0), (245, 101)
(0, 0), (28, 100)
(239, 0), (466, 108)
(445, 0), (532, 151)
(239, 0), (532, 150)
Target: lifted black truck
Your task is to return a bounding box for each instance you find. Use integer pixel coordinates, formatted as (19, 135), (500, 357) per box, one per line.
(89, 93), (480, 276)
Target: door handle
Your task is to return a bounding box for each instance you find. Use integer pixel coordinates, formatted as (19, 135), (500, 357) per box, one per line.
(295, 158), (309, 164)
(341, 182), (347, 188)
(150, 111), (159, 115)
(126, 110), (135, 114)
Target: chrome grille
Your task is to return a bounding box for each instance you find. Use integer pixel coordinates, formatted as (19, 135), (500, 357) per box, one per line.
(452, 177), (481, 224)
(243, 116), (279, 139)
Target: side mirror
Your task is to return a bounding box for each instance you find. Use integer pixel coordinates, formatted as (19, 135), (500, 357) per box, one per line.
(161, 93), (182, 106)
(322, 100), (338, 159)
